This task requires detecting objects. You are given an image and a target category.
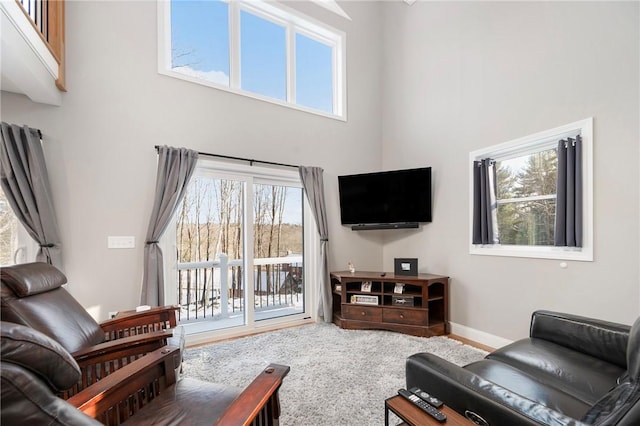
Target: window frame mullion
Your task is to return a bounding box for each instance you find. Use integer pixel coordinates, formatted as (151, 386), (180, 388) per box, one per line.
(332, 35), (341, 116)
(286, 24), (296, 104)
(496, 194), (557, 205)
(229, 1), (241, 89)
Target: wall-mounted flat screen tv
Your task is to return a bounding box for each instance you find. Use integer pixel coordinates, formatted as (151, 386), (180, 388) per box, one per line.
(338, 167), (432, 230)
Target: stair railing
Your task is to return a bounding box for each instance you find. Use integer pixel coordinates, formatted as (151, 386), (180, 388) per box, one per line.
(16, 0), (65, 90)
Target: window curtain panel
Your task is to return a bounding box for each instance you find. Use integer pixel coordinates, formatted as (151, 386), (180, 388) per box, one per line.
(298, 166), (331, 323)
(141, 146), (198, 306)
(555, 135), (583, 247)
(0, 122), (63, 269)
(472, 158), (499, 245)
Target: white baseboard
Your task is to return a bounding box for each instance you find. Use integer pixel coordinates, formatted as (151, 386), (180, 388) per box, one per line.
(450, 322), (513, 349)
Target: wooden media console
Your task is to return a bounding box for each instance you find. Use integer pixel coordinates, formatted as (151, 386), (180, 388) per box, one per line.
(331, 271), (449, 337)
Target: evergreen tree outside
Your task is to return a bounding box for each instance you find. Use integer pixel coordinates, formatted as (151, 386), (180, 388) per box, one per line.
(496, 147), (558, 246)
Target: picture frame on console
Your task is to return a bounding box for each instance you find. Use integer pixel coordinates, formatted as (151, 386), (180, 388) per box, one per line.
(394, 258), (418, 276)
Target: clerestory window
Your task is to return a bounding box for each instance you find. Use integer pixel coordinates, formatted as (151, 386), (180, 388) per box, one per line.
(158, 0), (346, 119)
(469, 118), (593, 261)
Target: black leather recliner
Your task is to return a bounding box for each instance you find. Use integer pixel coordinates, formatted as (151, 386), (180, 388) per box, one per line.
(1, 321), (290, 425)
(0, 262), (184, 397)
(1, 321), (104, 425)
(406, 311), (640, 425)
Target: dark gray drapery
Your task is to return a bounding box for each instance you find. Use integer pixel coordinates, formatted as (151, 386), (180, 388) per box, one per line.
(555, 135), (583, 247)
(141, 146), (198, 306)
(298, 166), (331, 322)
(0, 122), (63, 268)
(472, 158), (499, 245)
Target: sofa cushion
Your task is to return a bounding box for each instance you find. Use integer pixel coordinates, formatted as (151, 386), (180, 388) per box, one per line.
(530, 310), (629, 368)
(127, 377), (241, 425)
(487, 338), (623, 405)
(1, 263), (105, 354)
(0, 321), (80, 392)
(1, 362), (101, 426)
(1, 262), (66, 296)
(581, 380), (640, 426)
(581, 316), (640, 425)
(1, 285), (106, 353)
(465, 359), (592, 420)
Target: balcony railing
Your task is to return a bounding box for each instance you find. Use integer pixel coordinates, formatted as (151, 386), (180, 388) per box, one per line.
(16, 0), (65, 90)
(176, 254), (303, 322)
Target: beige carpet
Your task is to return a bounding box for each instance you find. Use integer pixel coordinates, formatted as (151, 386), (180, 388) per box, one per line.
(182, 322), (487, 426)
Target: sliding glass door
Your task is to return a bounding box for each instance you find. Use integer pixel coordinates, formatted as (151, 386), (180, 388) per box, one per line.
(164, 160), (307, 335)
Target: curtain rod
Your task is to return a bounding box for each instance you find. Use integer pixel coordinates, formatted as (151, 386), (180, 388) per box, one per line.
(154, 145), (298, 169)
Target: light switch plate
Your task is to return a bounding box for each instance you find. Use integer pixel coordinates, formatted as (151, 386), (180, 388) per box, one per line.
(107, 236), (135, 249)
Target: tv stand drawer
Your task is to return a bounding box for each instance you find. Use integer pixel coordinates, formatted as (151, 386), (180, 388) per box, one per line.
(342, 304), (382, 322)
(383, 308), (428, 326)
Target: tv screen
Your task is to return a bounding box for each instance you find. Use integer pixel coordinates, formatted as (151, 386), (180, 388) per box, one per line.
(338, 167), (432, 226)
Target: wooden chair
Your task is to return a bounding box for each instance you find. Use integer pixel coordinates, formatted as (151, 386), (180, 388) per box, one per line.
(1, 321), (289, 426)
(0, 262), (183, 397)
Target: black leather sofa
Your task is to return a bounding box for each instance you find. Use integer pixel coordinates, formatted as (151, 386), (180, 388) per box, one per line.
(406, 310), (639, 425)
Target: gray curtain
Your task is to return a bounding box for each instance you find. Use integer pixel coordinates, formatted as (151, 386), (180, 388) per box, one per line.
(299, 166), (331, 322)
(472, 158), (499, 245)
(555, 135), (583, 247)
(141, 146), (198, 306)
(0, 122), (63, 268)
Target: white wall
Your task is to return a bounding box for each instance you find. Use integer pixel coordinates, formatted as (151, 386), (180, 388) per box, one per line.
(0, 0), (384, 320)
(2, 1), (638, 343)
(380, 1), (640, 341)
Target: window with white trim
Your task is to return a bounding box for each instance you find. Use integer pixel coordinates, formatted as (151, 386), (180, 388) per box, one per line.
(469, 118), (593, 261)
(158, 0), (346, 119)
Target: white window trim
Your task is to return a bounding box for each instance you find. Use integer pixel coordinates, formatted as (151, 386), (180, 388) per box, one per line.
(469, 117), (594, 262)
(157, 0), (346, 121)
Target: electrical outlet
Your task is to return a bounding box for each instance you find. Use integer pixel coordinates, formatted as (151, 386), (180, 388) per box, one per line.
(107, 236), (135, 249)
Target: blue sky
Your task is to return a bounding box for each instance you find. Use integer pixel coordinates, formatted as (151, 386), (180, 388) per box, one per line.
(171, 0), (333, 113)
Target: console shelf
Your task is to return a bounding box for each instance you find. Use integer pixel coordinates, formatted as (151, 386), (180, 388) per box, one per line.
(331, 271), (449, 337)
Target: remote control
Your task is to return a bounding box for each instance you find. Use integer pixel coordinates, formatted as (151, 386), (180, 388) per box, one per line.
(409, 386), (444, 408)
(398, 388), (447, 422)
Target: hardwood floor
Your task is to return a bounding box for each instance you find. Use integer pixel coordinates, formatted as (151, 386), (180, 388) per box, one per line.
(447, 333), (495, 352)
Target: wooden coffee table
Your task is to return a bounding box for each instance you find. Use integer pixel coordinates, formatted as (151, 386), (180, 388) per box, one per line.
(385, 395), (472, 425)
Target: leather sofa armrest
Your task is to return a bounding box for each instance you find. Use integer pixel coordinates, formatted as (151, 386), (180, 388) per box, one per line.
(69, 346), (181, 418)
(213, 364), (290, 425)
(100, 306), (179, 340)
(69, 347), (289, 426)
(64, 330), (173, 397)
(406, 353), (588, 426)
(530, 310), (630, 368)
(71, 330), (174, 361)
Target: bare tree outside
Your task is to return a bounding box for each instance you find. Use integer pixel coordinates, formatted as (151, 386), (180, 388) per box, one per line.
(175, 175), (303, 323)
